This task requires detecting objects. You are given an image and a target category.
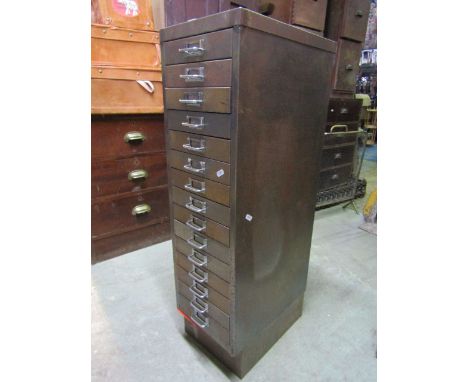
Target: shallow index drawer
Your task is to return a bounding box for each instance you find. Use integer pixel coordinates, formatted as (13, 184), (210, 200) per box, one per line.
(169, 130), (230, 163)
(163, 29), (233, 65)
(165, 87), (231, 113)
(166, 110), (232, 139)
(165, 59), (232, 88)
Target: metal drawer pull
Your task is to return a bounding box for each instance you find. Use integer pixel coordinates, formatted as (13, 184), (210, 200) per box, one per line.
(188, 250), (207, 267)
(334, 153), (343, 160)
(184, 179), (205, 193)
(190, 297), (208, 314)
(187, 234), (207, 250)
(136, 80), (154, 94)
(185, 197), (206, 214)
(189, 267), (208, 283)
(181, 116), (205, 130)
(184, 158), (206, 173)
(183, 137), (206, 152)
(178, 40), (205, 56)
(128, 169), (148, 181)
(330, 124), (348, 133)
(191, 311), (209, 328)
(132, 203), (151, 216)
(190, 282), (208, 299)
(331, 174), (339, 180)
(355, 10), (363, 17)
(186, 216), (206, 232)
(179, 67), (205, 82)
(345, 64), (353, 71)
(124, 131), (145, 143)
(179, 92), (204, 106)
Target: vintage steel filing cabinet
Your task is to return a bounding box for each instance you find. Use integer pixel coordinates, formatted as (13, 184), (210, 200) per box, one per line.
(161, 8), (335, 377)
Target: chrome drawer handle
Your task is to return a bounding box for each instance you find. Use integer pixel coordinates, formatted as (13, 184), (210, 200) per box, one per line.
(185, 197), (206, 214)
(191, 311), (209, 328)
(179, 91), (203, 106)
(189, 267), (208, 283)
(355, 10), (363, 17)
(132, 203), (151, 216)
(178, 40), (205, 57)
(345, 64), (353, 71)
(181, 116), (205, 130)
(330, 124), (348, 133)
(179, 67), (205, 82)
(331, 174), (339, 180)
(187, 236), (207, 250)
(186, 216), (206, 232)
(182, 137), (206, 152)
(184, 179), (205, 193)
(190, 282), (208, 299)
(190, 297), (208, 314)
(128, 169), (148, 181)
(184, 158), (205, 173)
(334, 153), (343, 160)
(124, 131), (145, 143)
(188, 250), (207, 267)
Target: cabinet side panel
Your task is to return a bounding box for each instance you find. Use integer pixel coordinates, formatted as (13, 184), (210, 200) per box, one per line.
(233, 27), (334, 352)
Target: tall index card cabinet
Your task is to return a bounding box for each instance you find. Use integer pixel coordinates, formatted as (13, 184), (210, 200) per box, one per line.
(161, 8), (336, 377)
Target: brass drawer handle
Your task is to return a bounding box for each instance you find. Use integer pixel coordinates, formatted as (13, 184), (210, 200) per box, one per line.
(189, 267), (208, 283)
(181, 116), (205, 130)
(355, 10), (363, 17)
(179, 67), (205, 82)
(191, 311), (209, 328)
(132, 203), (151, 216)
(179, 92), (204, 106)
(190, 297), (208, 314)
(184, 179), (206, 193)
(184, 158), (206, 173)
(124, 131), (146, 143)
(186, 216), (206, 232)
(178, 40), (205, 56)
(183, 137), (206, 152)
(334, 153), (343, 160)
(189, 282), (208, 299)
(330, 124), (348, 133)
(345, 64), (353, 71)
(185, 197), (206, 214)
(188, 250), (207, 267)
(128, 169), (148, 181)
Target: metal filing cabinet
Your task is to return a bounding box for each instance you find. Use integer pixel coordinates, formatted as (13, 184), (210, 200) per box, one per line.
(161, 8), (335, 377)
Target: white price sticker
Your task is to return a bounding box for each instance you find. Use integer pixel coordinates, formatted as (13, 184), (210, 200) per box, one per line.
(216, 169), (224, 177)
(245, 214), (253, 222)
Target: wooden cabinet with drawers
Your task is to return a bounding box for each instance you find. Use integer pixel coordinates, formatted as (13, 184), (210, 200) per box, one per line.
(161, 8), (335, 377)
(91, 114), (171, 264)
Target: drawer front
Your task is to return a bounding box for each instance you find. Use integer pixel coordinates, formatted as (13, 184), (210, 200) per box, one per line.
(342, 0), (371, 42)
(171, 186), (230, 227)
(321, 145), (355, 170)
(166, 110), (232, 139)
(176, 278), (230, 330)
(92, 153), (167, 199)
(165, 59), (232, 88)
(291, 0), (327, 31)
(327, 98), (362, 123)
(175, 265), (230, 314)
(334, 39), (362, 92)
(163, 29), (233, 65)
(169, 150), (230, 185)
(173, 220), (230, 265)
(177, 292), (230, 348)
(173, 203), (230, 246)
(91, 78), (164, 114)
(175, 251), (230, 298)
(169, 130), (230, 163)
(171, 168), (230, 207)
(319, 164), (353, 190)
(174, 236), (230, 281)
(165, 87), (231, 113)
(92, 116), (165, 159)
(92, 187), (169, 238)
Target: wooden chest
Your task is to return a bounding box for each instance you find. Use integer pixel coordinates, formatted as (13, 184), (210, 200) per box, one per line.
(91, 114), (170, 264)
(161, 8), (335, 377)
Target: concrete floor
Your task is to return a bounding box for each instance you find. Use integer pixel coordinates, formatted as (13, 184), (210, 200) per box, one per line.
(92, 157), (377, 382)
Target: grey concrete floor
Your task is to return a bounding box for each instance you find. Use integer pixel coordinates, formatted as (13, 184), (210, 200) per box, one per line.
(92, 157), (377, 382)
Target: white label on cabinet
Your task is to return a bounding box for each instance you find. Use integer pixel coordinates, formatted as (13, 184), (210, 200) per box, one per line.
(245, 214), (253, 222)
(216, 169), (224, 177)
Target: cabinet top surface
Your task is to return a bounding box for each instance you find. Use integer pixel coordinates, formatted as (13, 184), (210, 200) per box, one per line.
(160, 8), (336, 53)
